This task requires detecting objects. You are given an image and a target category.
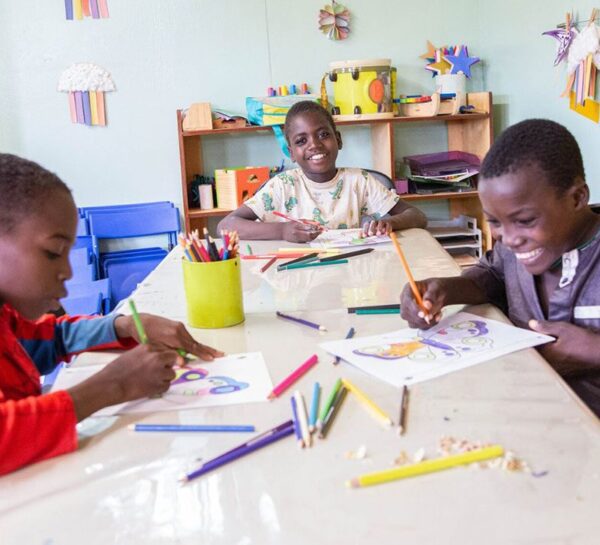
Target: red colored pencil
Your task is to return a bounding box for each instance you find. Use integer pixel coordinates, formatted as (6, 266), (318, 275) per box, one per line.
(260, 256), (277, 273)
(267, 354), (319, 400)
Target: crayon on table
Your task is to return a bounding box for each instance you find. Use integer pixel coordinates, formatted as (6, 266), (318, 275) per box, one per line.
(342, 378), (393, 428)
(355, 308), (401, 315)
(317, 378), (342, 429)
(318, 386), (348, 439)
(128, 424), (255, 433)
(290, 395), (304, 448)
(333, 327), (355, 365)
(267, 354), (319, 399)
(347, 445), (505, 488)
(294, 390), (311, 448)
(398, 385), (409, 435)
(284, 259), (348, 270)
(276, 311), (327, 332)
(308, 382), (320, 432)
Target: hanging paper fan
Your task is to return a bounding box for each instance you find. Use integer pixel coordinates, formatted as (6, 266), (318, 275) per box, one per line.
(318, 1), (350, 41)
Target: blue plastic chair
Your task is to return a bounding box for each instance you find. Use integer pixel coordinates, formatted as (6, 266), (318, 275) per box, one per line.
(63, 278), (111, 314)
(61, 292), (103, 316)
(100, 248), (166, 278)
(69, 247), (90, 270)
(104, 253), (167, 308)
(81, 201), (174, 219)
(76, 217), (89, 236)
(67, 261), (96, 284)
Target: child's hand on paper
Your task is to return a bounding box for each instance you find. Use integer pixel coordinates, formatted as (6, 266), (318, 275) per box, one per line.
(362, 219), (393, 237)
(67, 344), (182, 420)
(400, 279), (446, 329)
(281, 221), (322, 243)
(114, 314), (224, 360)
(529, 319), (600, 376)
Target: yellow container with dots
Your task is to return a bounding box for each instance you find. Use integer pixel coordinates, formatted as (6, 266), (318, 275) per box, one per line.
(182, 257), (245, 328)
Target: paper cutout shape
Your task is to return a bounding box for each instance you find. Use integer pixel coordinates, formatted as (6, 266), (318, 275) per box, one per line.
(65, 0), (109, 20)
(444, 46), (480, 78)
(58, 63), (115, 126)
(318, 1), (350, 41)
(422, 42), (479, 78)
(320, 312), (553, 387)
(542, 27), (577, 66)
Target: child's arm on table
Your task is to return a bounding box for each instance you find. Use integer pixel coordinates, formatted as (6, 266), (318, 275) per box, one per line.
(363, 200), (427, 236)
(218, 205), (321, 243)
(400, 277), (489, 329)
(529, 320), (600, 376)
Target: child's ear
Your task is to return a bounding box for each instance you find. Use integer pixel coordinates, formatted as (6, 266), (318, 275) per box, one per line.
(570, 176), (590, 210)
(336, 131), (343, 150)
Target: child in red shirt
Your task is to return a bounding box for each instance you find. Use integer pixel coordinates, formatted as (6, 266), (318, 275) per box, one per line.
(0, 154), (223, 475)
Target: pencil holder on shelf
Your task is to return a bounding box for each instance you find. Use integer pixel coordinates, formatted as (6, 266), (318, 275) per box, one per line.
(182, 257), (244, 328)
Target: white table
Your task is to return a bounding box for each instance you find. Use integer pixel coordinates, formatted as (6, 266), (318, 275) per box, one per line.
(1, 229), (599, 545)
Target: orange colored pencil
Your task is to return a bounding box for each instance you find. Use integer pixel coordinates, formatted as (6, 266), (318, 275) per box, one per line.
(389, 232), (428, 315)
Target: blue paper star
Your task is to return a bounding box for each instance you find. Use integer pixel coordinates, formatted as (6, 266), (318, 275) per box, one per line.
(444, 46), (480, 78)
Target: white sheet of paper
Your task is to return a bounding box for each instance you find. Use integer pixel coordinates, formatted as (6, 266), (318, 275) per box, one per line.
(319, 312), (554, 387)
(310, 228), (390, 249)
(52, 352), (273, 416)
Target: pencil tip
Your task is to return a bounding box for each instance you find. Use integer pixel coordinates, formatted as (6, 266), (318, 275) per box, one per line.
(346, 479), (359, 488)
(267, 393), (275, 400)
(127, 424), (135, 430)
(319, 326), (327, 331)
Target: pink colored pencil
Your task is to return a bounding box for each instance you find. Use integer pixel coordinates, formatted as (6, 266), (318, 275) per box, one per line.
(260, 256), (277, 273)
(267, 354), (318, 400)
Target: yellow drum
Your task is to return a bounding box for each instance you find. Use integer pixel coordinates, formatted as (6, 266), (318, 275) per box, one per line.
(328, 59), (396, 120)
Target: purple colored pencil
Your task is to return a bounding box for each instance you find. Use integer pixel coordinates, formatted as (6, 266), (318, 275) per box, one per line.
(183, 420), (294, 482)
(276, 311), (327, 332)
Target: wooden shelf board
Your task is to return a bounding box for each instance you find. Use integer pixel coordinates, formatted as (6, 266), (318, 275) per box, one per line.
(401, 191), (480, 202)
(187, 208), (232, 218)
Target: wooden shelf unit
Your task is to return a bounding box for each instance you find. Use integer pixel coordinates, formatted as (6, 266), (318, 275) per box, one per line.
(177, 92), (493, 248)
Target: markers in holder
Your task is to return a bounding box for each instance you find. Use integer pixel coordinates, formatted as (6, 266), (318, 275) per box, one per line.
(179, 229), (239, 262)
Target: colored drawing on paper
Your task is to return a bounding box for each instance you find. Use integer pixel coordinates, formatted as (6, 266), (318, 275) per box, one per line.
(353, 319), (493, 361)
(169, 365), (249, 397)
(319, 312), (554, 387)
(311, 228), (390, 249)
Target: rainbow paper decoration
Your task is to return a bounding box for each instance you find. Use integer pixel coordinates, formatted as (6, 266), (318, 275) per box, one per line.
(318, 1), (350, 41)
(58, 64), (115, 127)
(65, 0), (109, 20)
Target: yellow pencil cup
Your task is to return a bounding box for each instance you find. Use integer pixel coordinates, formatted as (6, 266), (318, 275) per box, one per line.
(182, 257), (245, 328)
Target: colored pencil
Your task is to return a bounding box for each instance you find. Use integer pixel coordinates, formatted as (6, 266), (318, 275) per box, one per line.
(317, 378), (342, 429)
(272, 211), (325, 230)
(246, 243), (253, 255)
(334, 327), (355, 365)
(319, 248), (374, 262)
(318, 386), (348, 439)
(129, 300), (148, 344)
(389, 231), (428, 317)
(342, 378), (393, 428)
(398, 385), (409, 436)
(182, 420), (295, 483)
(308, 382), (320, 432)
(277, 252), (319, 270)
(260, 256), (277, 273)
(243, 253), (309, 260)
(290, 395), (304, 448)
(347, 304), (400, 313)
(128, 424), (255, 433)
(267, 354), (319, 400)
(356, 308), (401, 315)
(276, 311), (327, 332)
(284, 259), (348, 270)
(347, 445), (505, 488)
(277, 248), (341, 254)
(294, 390), (311, 448)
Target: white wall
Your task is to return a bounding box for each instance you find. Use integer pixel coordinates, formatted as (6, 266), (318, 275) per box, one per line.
(1, 1), (599, 209)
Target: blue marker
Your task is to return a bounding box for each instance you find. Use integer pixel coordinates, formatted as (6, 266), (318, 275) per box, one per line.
(128, 424), (255, 433)
(309, 382), (320, 432)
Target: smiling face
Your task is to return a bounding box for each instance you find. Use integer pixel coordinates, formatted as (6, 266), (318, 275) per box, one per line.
(479, 162), (594, 275)
(286, 110), (342, 183)
(0, 189), (77, 319)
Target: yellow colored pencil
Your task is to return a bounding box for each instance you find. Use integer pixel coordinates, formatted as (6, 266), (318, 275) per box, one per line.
(347, 445), (504, 488)
(342, 378), (393, 428)
(389, 231), (428, 316)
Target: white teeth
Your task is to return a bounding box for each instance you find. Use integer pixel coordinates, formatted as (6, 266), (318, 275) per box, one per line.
(310, 153), (325, 160)
(515, 248), (543, 261)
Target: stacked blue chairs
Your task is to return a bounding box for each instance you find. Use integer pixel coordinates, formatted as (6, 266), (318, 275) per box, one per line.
(63, 278), (111, 315)
(79, 201), (173, 219)
(88, 205), (180, 309)
(61, 293), (103, 316)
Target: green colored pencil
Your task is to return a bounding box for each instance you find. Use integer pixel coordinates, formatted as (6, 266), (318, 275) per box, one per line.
(129, 299), (148, 344)
(317, 378), (342, 429)
(284, 259), (348, 270)
(355, 308), (401, 315)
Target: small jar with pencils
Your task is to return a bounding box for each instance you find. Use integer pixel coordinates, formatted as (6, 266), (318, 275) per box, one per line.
(179, 228), (245, 328)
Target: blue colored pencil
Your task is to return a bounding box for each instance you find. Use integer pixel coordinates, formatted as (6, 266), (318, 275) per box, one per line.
(334, 326), (355, 365)
(128, 424), (256, 433)
(309, 382), (320, 432)
(290, 395), (304, 447)
(182, 420), (295, 483)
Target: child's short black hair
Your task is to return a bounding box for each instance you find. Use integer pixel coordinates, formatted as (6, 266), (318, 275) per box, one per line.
(480, 119), (585, 192)
(284, 100), (338, 141)
(0, 154), (71, 234)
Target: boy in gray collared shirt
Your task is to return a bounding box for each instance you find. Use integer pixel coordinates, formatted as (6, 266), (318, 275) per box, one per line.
(401, 119), (600, 416)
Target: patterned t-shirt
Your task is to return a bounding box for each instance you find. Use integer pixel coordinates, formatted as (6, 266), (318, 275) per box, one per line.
(244, 167), (400, 229)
